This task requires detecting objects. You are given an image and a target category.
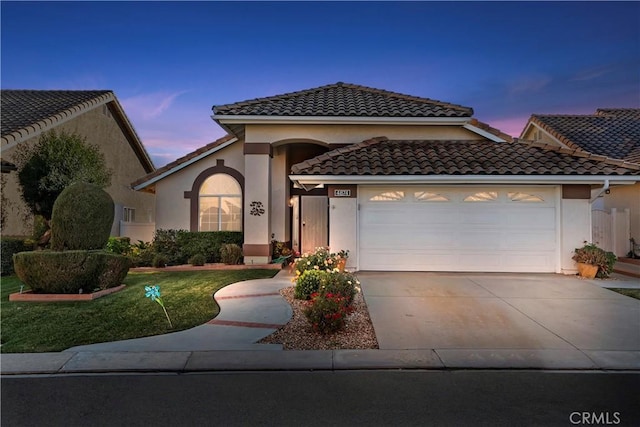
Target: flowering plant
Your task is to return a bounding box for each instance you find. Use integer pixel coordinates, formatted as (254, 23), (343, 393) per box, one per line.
(144, 285), (173, 327)
(303, 291), (353, 334)
(293, 247), (350, 279)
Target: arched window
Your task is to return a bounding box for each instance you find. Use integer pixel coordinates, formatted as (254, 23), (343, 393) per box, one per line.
(199, 174), (242, 231)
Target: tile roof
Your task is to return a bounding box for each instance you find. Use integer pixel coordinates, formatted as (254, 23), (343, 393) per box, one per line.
(131, 134), (236, 190)
(213, 82), (473, 118)
(528, 109), (640, 164)
(290, 137), (640, 176)
(1, 90), (113, 137)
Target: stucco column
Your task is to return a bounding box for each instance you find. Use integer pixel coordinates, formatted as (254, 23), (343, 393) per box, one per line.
(243, 143), (272, 264)
(560, 185), (592, 274)
(328, 185), (358, 270)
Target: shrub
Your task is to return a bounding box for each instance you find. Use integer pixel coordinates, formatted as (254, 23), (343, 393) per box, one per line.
(106, 237), (132, 256)
(1, 237), (35, 275)
(319, 270), (359, 304)
(572, 242), (617, 278)
(189, 254), (206, 266)
(152, 229), (243, 265)
(220, 243), (243, 265)
(293, 247), (349, 276)
(152, 254), (169, 268)
(13, 250), (130, 293)
(130, 241), (154, 267)
(50, 182), (114, 251)
(303, 292), (353, 334)
(294, 269), (327, 300)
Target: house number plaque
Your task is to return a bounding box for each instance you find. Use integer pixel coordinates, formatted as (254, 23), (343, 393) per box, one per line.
(334, 189), (351, 197)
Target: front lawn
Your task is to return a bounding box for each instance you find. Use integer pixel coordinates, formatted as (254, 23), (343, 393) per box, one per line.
(0, 269), (278, 353)
(608, 288), (640, 300)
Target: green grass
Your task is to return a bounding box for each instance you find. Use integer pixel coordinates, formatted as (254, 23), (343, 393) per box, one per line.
(0, 269), (278, 353)
(608, 288), (640, 300)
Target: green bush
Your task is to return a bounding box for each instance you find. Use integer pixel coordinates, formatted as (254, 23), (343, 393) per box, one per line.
(220, 243), (243, 265)
(152, 254), (169, 268)
(320, 271), (359, 304)
(1, 237), (35, 275)
(152, 229), (243, 265)
(303, 292), (353, 334)
(189, 254), (206, 266)
(13, 250), (130, 293)
(294, 269), (327, 300)
(50, 182), (114, 251)
(130, 241), (154, 267)
(106, 237), (132, 256)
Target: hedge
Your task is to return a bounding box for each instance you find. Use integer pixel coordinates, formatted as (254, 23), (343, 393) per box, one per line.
(1, 237), (35, 275)
(153, 229), (243, 265)
(13, 250), (131, 294)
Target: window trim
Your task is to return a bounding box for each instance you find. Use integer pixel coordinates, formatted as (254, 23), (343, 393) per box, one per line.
(184, 159), (245, 232)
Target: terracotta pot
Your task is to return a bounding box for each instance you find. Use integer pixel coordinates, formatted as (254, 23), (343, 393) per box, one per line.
(577, 262), (598, 279)
(337, 258), (347, 272)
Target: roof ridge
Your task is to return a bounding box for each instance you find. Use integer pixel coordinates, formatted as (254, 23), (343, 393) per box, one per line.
(513, 138), (640, 171)
(213, 82), (472, 114)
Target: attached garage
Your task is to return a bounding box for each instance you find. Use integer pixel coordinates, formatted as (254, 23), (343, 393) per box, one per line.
(358, 186), (558, 272)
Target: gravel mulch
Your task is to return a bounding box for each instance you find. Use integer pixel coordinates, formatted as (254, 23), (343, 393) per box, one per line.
(259, 286), (379, 350)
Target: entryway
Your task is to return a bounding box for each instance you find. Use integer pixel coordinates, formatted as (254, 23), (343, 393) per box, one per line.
(291, 195), (328, 255)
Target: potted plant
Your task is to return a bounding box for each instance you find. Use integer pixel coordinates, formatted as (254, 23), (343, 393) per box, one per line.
(572, 242), (617, 279)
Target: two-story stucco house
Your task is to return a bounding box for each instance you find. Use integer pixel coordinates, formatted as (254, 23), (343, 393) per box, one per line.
(1, 90), (156, 241)
(132, 82), (639, 274)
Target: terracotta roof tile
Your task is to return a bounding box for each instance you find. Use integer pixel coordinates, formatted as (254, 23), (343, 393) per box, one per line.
(291, 137), (640, 176)
(530, 109), (640, 164)
(1, 90), (113, 137)
(213, 82), (473, 118)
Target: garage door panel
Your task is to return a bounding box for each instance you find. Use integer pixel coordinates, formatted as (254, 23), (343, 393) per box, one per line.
(359, 186), (558, 272)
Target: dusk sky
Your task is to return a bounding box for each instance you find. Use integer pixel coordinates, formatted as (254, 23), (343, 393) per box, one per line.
(2, 1), (639, 168)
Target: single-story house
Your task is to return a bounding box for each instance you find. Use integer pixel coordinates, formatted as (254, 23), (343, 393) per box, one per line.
(132, 82), (639, 273)
(521, 109), (640, 257)
(1, 90), (156, 241)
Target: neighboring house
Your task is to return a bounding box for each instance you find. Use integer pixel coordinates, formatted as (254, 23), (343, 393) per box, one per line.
(1, 90), (156, 241)
(132, 82), (639, 274)
(521, 109), (640, 256)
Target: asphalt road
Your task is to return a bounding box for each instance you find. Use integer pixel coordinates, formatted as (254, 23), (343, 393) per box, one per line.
(2, 371), (639, 426)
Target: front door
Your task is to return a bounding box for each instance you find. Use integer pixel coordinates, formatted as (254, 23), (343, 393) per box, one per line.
(301, 196), (328, 254)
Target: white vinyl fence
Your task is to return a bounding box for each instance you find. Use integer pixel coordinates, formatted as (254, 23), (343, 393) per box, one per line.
(592, 208), (630, 257)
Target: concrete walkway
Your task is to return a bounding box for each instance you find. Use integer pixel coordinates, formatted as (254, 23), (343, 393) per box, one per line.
(1, 271), (638, 374)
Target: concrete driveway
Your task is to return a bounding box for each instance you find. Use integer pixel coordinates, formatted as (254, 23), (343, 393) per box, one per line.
(359, 272), (640, 368)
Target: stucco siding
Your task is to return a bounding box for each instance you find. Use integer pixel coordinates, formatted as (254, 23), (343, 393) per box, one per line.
(152, 141), (245, 231)
(245, 123), (483, 145)
(2, 105), (155, 237)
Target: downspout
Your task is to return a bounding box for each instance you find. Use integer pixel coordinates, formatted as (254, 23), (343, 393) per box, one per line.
(590, 179), (610, 204)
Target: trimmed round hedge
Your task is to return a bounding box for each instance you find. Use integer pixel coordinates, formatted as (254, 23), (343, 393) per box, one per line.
(50, 182), (114, 251)
(13, 250), (131, 294)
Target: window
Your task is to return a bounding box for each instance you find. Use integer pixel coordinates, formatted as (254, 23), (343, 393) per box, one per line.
(123, 207), (135, 222)
(464, 191), (498, 202)
(199, 174), (242, 231)
(414, 191), (449, 202)
(369, 191), (405, 202)
(508, 192), (544, 202)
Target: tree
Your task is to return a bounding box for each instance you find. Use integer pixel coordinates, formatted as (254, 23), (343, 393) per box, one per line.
(15, 130), (112, 222)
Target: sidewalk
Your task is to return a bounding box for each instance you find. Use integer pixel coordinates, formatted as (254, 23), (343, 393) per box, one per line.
(1, 270), (638, 375)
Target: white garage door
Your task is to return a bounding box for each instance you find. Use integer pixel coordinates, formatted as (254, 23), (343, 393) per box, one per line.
(359, 186), (558, 272)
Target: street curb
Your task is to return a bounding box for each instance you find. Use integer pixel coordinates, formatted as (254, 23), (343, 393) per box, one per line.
(2, 349), (639, 375)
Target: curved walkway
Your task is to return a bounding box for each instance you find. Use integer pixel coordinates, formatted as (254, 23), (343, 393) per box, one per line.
(65, 270), (294, 352)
